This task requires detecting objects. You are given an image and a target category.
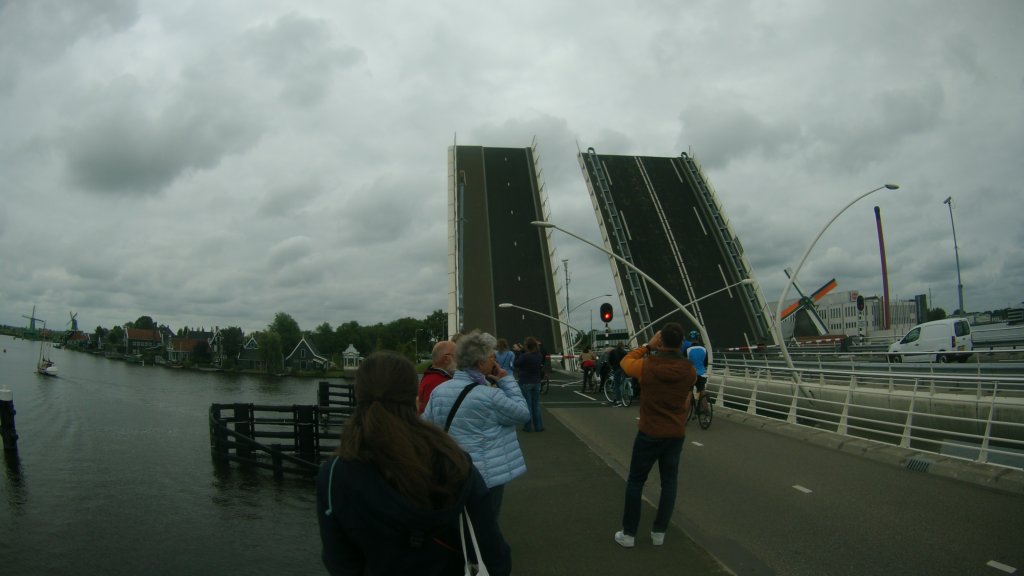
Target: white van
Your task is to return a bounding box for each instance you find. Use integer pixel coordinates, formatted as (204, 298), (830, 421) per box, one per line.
(887, 318), (973, 363)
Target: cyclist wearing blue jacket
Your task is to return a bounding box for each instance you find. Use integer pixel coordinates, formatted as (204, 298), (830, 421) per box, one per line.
(685, 332), (709, 407)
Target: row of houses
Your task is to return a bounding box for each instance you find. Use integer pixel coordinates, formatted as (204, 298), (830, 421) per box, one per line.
(122, 326), (362, 372)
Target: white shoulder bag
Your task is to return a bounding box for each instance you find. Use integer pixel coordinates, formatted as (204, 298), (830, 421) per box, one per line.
(459, 510), (490, 576)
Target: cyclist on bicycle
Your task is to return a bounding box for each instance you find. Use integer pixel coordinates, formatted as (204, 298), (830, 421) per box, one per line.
(685, 331), (709, 412)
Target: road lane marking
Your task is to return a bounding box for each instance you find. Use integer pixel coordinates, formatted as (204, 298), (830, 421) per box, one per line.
(986, 560), (1016, 573)
(792, 485), (813, 494)
(573, 391), (598, 400)
(690, 441), (704, 447)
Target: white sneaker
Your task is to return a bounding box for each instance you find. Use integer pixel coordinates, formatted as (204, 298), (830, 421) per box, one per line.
(651, 531), (665, 546)
(614, 530), (635, 548)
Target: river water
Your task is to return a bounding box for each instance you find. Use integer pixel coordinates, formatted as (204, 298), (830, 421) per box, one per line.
(0, 334), (329, 575)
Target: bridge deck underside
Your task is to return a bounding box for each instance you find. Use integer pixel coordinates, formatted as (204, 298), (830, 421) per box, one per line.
(587, 154), (767, 349)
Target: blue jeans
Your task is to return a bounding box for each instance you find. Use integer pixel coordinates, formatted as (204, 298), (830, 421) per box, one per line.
(621, 432), (685, 535)
(521, 383), (544, 431)
(612, 368), (625, 403)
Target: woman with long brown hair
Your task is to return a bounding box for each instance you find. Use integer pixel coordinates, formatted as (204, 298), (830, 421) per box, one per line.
(316, 351), (511, 575)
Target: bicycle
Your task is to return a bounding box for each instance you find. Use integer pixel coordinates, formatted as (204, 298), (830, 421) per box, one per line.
(600, 372), (634, 406)
(688, 387), (713, 430)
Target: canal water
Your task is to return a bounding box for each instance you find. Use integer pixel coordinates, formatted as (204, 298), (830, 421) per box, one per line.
(0, 335), (328, 575)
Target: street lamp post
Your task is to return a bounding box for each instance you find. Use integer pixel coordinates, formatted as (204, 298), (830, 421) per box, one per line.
(414, 328), (423, 361)
(532, 221), (713, 363)
(775, 184), (900, 369)
(943, 196), (964, 316)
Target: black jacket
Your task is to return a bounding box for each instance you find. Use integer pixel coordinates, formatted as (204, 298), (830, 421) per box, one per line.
(317, 454), (511, 575)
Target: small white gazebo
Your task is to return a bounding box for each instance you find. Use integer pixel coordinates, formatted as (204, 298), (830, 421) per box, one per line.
(342, 344), (362, 369)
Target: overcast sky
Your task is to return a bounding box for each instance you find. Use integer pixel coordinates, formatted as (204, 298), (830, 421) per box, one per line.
(2, 0), (1022, 337)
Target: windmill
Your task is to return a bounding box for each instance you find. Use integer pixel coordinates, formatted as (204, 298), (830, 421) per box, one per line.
(22, 305), (42, 333)
(779, 268), (837, 338)
(68, 311), (79, 332)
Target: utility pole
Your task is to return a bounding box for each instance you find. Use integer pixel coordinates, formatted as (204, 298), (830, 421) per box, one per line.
(943, 196), (965, 315)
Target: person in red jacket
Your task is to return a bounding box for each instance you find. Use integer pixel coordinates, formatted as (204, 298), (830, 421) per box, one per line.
(417, 340), (457, 413)
(613, 322), (696, 549)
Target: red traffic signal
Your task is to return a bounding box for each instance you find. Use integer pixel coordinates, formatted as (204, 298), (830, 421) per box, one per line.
(599, 303), (613, 324)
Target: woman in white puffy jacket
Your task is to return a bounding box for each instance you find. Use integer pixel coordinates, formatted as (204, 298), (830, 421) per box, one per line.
(423, 330), (531, 518)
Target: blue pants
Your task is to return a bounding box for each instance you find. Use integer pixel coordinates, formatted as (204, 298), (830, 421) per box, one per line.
(612, 368), (625, 403)
(621, 432), (685, 535)
(521, 383), (544, 432)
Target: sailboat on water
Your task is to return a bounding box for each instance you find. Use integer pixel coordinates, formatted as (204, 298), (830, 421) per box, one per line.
(27, 313), (58, 376)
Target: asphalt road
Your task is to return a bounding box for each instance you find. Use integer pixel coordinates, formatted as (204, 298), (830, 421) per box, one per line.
(540, 371), (1024, 576)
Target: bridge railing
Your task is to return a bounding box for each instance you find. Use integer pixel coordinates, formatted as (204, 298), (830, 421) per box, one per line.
(710, 358), (1024, 470)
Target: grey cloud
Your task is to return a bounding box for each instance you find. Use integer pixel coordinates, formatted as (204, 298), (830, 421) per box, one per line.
(243, 13), (366, 106)
(0, 0), (138, 94)
(679, 104), (804, 170)
(59, 75), (264, 196)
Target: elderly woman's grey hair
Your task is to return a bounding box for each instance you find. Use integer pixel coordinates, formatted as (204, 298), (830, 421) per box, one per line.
(456, 330), (497, 370)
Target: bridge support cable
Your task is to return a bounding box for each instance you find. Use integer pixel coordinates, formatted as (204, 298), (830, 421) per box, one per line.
(675, 151), (773, 344)
(585, 147), (652, 339)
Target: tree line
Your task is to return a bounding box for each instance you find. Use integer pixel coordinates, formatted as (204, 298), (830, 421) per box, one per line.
(88, 310), (449, 371)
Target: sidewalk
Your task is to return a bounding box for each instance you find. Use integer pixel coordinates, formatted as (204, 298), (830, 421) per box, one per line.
(501, 405), (730, 575)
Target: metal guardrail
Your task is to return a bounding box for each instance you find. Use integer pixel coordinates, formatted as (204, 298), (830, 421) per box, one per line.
(709, 357), (1024, 470)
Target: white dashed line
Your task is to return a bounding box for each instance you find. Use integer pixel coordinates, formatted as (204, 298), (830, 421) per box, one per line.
(690, 441), (704, 447)
(986, 560), (1016, 574)
(792, 485), (813, 494)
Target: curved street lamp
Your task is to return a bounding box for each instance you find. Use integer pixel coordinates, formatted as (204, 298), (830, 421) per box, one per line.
(532, 220), (712, 363)
(775, 184), (900, 369)
(569, 293), (613, 315)
(628, 279), (755, 344)
(497, 302), (586, 366)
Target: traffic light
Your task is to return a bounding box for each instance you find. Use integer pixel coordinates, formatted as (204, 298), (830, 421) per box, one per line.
(599, 303), (613, 324)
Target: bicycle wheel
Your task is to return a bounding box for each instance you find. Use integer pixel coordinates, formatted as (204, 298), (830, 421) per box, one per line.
(621, 380), (634, 407)
(697, 394), (713, 430)
(603, 376), (615, 403)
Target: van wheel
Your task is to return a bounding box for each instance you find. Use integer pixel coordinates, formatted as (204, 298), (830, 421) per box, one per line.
(936, 354), (949, 363)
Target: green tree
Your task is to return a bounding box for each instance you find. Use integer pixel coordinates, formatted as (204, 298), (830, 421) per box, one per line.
(220, 326), (244, 367)
(270, 312), (302, 357)
(107, 325), (125, 352)
(257, 330), (284, 374)
(133, 316), (157, 330)
(312, 322), (338, 357)
(426, 309), (447, 342)
(928, 307), (948, 321)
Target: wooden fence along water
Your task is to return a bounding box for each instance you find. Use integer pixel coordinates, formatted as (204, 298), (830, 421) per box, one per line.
(208, 381), (354, 477)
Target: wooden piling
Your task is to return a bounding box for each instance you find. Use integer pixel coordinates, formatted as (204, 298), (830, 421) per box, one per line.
(0, 389), (17, 452)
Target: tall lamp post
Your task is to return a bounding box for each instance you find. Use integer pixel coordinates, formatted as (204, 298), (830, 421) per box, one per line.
(775, 184), (900, 369)
(414, 328), (423, 361)
(532, 220), (712, 363)
(943, 196), (964, 316)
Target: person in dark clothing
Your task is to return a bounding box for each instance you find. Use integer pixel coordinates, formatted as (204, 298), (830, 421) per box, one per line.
(607, 343), (628, 406)
(514, 336), (545, 432)
(317, 351), (512, 575)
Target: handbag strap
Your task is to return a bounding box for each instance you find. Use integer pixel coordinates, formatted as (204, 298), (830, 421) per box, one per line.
(459, 510), (491, 576)
(445, 383), (480, 432)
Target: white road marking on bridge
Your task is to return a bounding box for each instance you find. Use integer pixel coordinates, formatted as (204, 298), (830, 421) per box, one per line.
(573, 391), (598, 400)
(690, 441), (704, 447)
(986, 560), (1016, 573)
(792, 485), (813, 494)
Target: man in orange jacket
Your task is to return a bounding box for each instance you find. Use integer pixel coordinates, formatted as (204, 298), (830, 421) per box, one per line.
(613, 322), (696, 549)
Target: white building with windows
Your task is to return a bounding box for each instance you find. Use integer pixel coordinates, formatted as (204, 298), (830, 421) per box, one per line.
(777, 290), (924, 341)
